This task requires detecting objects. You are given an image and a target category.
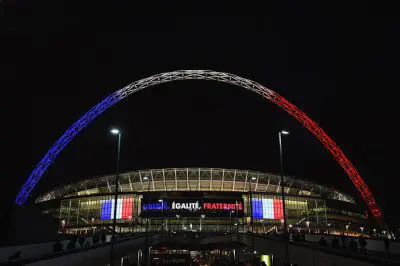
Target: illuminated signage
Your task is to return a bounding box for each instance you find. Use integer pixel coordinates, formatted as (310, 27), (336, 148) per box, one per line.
(142, 200), (167, 211)
(252, 198), (283, 219)
(172, 201), (200, 211)
(203, 202), (243, 211)
(141, 198), (244, 217)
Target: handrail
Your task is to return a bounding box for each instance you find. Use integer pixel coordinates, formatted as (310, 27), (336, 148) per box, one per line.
(3, 232), (398, 265)
(1, 233), (160, 265)
(251, 233), (400, 265)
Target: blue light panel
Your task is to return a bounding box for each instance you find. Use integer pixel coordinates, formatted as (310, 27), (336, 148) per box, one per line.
(101, 199), (112, 220)
(252, 198), (263, 219)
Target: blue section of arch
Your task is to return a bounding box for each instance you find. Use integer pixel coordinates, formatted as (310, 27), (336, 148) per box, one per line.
(15, 93), (123, 205)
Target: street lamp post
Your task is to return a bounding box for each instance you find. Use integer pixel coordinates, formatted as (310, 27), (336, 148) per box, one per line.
(143, 176), (150, 265)
(229, 211), (235, 233)
(200, 214), (205, 232)
(248, 176), (256, 258)
(235, 200), (239, 236)
(278, 130), (290, 263)
(229, 210), (234, 233)
(176, 214), (180, 231)
(199, 216), (201, 232)
(158, 199), (165, 249)
(159, 199), (164, 234)
(109, 128), (122, 266)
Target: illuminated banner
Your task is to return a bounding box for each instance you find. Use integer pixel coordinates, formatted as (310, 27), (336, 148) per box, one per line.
(203, 202), (243, 211)
(172, 201), (200, 211)
(101, 197), (134, 220)
(141, 198), (244, 217)
(252, 198), (283, 219)
(142, 200), (168, 211)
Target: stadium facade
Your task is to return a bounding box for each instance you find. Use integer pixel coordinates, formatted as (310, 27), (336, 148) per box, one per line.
(35, 168), (367, 235)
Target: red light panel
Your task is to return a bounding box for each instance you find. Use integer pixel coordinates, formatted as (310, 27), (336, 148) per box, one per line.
(273, 199), (284, 219)
(121, 197), (133, 219)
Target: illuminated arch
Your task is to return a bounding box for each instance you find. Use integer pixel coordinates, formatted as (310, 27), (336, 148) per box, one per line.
(16, 70), (383, 220)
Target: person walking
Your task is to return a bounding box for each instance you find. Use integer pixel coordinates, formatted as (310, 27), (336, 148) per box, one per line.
(332, 236), (340, 249)
(341, 234), (347, 248)
(384, 237), (390, 255)
(358, 236), (367, 254)
(349, 238), (358, 252)
(318, 236), (328, 247)
(53, 241), (63, 252)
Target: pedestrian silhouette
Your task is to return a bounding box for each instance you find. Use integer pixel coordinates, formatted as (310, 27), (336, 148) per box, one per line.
(301, 232), (306, 242)
(341, 234), (347, 248)
(67, 238), (77, 250)
(349, 238), (358, 252)
(53, 241), (63, 252)
(384, 237), (390, 254)
(358, 236), (367, 254)
(319, 236), (328, 247)
(332, 236), (340, 249)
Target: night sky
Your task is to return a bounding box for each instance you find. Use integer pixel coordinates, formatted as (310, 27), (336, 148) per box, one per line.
(3, 3), (400, 228)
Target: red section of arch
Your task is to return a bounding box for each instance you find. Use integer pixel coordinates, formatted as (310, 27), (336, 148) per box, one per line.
(269, 93), (382, 218)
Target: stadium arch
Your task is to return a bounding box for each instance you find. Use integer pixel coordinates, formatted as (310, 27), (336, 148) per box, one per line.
(15, 70), (383, 222)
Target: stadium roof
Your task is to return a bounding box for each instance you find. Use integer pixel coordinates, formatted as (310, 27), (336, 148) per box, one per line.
(36, 167), (355, 204)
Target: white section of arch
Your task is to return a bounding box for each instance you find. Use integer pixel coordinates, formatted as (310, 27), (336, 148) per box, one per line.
(116, 70), (273, 101)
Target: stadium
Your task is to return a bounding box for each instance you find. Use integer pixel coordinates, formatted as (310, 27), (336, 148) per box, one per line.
(34, 167), (367, 235)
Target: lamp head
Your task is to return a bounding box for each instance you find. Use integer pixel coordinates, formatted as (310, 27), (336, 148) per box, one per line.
(158, 199), (163, 202)
(280, 130), (289, 135)
(143, 176), (149, 181)
(251, 176), (257, 181)
(110, 129), (120, 135)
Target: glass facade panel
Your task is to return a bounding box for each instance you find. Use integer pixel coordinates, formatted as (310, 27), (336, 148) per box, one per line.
(246, 194), (326, 226)
(58, 194), (141, 227)
(51, 192), (366, 235)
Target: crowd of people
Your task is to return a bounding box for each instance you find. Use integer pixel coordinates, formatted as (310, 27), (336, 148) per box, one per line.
(7, 233), (111, 262)
(317, 234), (392, 255)
(6, 230), (394, 263)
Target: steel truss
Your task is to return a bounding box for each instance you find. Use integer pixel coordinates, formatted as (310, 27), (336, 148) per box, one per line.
(16, 70), (382, 220)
